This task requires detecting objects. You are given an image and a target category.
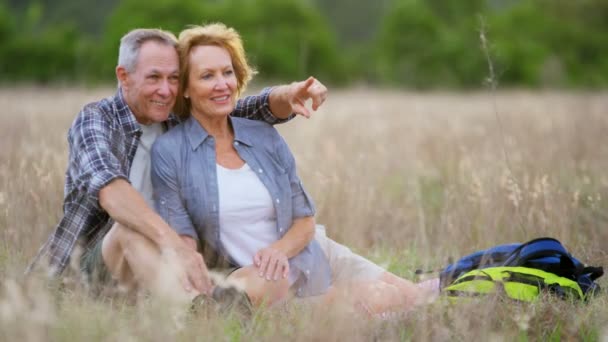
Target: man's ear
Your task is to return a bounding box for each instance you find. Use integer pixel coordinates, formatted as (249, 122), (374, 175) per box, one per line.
(116, 66), (129, 89)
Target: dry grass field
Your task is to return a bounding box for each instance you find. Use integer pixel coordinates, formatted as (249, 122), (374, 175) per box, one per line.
(0, 87), (607, 341)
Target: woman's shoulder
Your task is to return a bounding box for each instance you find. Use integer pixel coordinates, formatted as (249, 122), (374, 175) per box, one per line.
(231, 117), (281, 140)
(231, 116), (276, 130)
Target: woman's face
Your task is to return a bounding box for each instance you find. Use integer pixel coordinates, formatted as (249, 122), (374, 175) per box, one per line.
(185, 45), (237, 119)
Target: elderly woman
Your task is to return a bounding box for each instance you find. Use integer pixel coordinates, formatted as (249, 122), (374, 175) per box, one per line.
(151, 23), (435, 313)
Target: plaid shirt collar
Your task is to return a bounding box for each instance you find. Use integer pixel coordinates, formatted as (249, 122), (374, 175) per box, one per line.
(114, 88), (141, 135)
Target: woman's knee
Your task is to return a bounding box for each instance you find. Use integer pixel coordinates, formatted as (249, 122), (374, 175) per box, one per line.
(228, 266), (290, 306)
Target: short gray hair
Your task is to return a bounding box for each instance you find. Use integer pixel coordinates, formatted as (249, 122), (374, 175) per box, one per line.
(117, 28), (178, 73)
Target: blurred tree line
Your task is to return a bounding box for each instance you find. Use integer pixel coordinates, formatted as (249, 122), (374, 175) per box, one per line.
(0, 0), (607, 88)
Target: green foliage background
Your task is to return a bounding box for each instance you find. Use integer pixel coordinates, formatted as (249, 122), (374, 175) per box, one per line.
(1, 0), (607, 88)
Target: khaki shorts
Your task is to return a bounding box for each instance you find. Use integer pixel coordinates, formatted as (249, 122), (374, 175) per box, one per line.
(80, 238), (112, 286)
(314, 225), (385, 286)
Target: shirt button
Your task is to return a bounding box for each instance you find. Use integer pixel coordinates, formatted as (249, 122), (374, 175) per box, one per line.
(279, 227), (284, 233)
(305, 269), (310, 275)
(233, 141), (239, 146)
(258, 168), (263, 173)
(276, 198), (280, 204)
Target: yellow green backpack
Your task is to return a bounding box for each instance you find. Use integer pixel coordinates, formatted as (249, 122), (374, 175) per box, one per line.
(439, 237), (603, 302)
(444, 266), (584, 302)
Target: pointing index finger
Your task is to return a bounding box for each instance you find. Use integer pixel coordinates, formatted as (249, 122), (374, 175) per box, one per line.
(295, 77), (315, 97)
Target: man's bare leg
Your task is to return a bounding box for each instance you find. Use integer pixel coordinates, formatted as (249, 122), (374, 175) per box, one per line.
(101, 223), (193, 304)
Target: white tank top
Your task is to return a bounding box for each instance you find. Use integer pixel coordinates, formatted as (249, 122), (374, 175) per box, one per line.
(217, 163), (278, 268)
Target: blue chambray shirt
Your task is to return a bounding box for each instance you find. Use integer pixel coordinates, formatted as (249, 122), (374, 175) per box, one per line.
(151, 116), (331, 297)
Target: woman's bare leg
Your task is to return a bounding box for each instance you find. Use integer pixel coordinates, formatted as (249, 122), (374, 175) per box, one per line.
(379, 272), (439, 305)
(224, 266), (290, 307)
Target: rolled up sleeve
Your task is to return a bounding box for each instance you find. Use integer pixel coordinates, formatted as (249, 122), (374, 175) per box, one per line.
(275, 135), (316, 218)
(150, 139), (197, 239)
(69, 114), (129, 204)
(233, 87), (295, 125)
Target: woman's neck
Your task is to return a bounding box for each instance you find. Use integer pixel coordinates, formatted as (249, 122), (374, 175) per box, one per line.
(192, 110), (244, 169)
(192, 112), (232, 139)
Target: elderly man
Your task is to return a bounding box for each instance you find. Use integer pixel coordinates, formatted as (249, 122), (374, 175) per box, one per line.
(27, 28), (327, 302)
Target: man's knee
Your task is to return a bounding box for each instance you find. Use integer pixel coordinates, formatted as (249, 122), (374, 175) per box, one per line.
(102, 224), (125, 268)
(101, 223), (156, 281)
(103, 223), (156, 260)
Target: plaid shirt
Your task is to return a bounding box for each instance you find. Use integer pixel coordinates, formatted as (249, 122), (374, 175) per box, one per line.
(27, 87), (290, 276)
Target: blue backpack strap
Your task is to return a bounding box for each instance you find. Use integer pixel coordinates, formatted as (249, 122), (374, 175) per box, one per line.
(582, 266), (604, 281)
(439, 243), (520, 288)
(501, 237), (604, 281)
(502, 237), (575, 267)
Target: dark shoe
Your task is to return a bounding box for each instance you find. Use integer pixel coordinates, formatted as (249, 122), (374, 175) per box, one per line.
(212, 286), (253, 319)
(190, 293), (216, 316)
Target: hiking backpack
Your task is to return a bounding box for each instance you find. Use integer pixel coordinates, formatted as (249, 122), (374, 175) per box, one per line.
(439, 237), (603, 301)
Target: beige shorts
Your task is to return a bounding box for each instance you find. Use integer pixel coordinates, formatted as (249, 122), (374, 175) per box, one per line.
(314, 225), (385, 286)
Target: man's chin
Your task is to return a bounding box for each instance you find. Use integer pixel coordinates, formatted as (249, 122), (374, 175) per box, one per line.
(149, 111), (172, 123)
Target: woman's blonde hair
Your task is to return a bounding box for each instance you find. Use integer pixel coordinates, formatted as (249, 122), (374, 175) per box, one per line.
(174, 23), (256, 118)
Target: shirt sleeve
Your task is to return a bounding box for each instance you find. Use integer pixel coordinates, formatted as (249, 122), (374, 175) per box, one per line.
(232, 87), (296, 125)
(150, 138), (198, 239)
(68, 110), (129, 204)
(275, 133), (316, 218)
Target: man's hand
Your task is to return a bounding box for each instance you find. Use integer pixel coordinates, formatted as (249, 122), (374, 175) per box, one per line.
(254, 246), (289, 281)
(269, 76), (328, 119)
(163, 241), (213, 295)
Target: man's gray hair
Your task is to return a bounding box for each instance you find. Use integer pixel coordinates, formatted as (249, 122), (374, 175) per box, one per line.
(117, 28), (178, 73)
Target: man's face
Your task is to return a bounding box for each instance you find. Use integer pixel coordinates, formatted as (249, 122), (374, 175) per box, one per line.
(119, 41), (179, 125)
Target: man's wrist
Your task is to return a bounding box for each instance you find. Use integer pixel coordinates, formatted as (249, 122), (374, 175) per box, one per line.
(268, 84), (294, 120)
(156, 225), (182, 250)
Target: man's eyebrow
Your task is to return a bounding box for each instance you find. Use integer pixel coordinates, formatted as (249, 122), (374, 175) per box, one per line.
(145, 68), (179, 75)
